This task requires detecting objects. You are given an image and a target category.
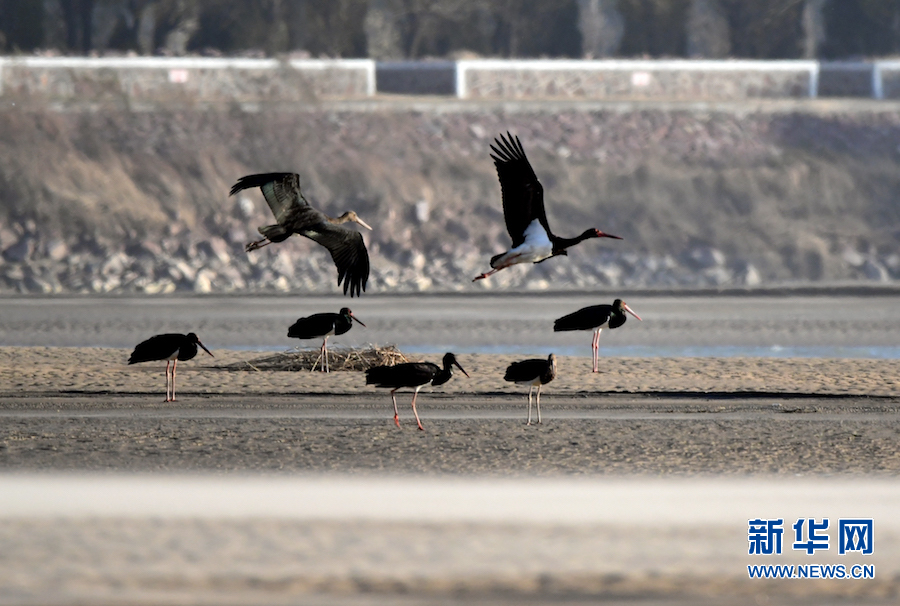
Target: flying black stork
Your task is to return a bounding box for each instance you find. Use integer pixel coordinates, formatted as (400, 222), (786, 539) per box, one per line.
(128, 333), (213, 402)
(288, 307), (365, 373)
(230, 172), (372, 297)
(554, 299), (642, 373)
(365, 352), (469, 430)
(473, 133), (622, 282)
(504, 353), (557, 425)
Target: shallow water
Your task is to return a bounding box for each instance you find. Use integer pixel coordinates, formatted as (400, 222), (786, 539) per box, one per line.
(0, 293), (898, 358)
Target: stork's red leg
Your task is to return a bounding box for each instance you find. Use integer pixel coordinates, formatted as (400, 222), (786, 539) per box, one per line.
(320, 337), (329, 373)
(411, 387), (424, 431)
(391, 389), (400, 428)
(472, 268), (500, 281)
(171, 359), (178, 402)
(245, 238), (272, 252)
(526, 385), (534, 425)
(164, 360), (171, 402)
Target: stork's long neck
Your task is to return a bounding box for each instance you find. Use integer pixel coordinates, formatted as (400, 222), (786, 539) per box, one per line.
(551, 229), (596, 254)
(436, 362), (454, 383)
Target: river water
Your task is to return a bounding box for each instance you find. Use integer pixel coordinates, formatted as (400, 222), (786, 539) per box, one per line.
(1, 292), (898, 358)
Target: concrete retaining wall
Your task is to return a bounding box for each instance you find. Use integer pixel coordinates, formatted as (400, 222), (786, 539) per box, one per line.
(376, 61), (456, 96)
(874, 61), (900, 99)
(0, 57), (375, 105)
(1, 57), (898, 103)
(455, 60), (819, 100)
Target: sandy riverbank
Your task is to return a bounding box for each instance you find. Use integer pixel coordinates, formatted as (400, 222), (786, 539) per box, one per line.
(2, 346), (898, 398)
(1, 346), (899, 477)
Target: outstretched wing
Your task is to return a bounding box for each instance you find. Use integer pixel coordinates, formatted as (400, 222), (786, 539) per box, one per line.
(490, 133), (549, 248)
(301, 223), (370, 298)
(229, 172), (308, 224)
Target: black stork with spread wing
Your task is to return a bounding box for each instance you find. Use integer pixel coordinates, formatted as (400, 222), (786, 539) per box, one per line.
(128, 332), (213, 402)
(503, 353), (557, 425)
(230, 172), (372, 297)
(474, 133), (622, 282)
(554, 299), (641, 373)
(365, 352), (469, 430)
(287, 307), (365, 373)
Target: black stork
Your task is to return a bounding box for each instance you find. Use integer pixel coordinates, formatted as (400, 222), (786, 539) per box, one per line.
(474, 133), (622, 282)
(287, 307), (365, 373)
(365, 352), (469, 430)
(554, 299), (642, 373)
(128, 333), (213, 402)
(504, 353), (557, 425)
(230, 172), (372, 297)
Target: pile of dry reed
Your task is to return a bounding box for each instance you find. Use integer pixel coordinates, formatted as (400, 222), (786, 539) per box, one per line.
(225, 345), (415, 372)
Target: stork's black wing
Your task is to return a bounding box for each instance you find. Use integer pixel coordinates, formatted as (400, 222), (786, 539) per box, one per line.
(300, 222), (370, 297)
(229, 172), (308, 224)
(490, 133), (549, 248)
(503, 358), (549, 383)
(128, 333), (183, 364)
(365, 362), (439, 388)
(553, 305), (614, 332)
(287, 313), (338, 339)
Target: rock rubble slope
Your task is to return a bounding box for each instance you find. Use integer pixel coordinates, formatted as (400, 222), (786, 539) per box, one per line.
(2, 102), (900, 294)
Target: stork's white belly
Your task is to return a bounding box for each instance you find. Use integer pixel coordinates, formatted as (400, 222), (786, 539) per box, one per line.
(492, 220), (553, 268)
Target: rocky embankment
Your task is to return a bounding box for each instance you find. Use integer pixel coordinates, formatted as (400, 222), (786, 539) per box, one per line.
(1, 100), (899, 295)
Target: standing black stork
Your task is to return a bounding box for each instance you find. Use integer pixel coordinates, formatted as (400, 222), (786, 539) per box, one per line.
(473, 133), (622, 282)
(128, 333), (213, 402)
(554, 299), (642, 373)
(504, 354), (557, 425)
(365, 352), (469, 430)
(230, 172), (372, 297)
(287, 307), (365, 373)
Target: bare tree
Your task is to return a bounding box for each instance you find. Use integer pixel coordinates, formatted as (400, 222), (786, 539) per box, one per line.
(686, 0), (730, 58)
(56, 0), (95, 52)
(801, 0), (825, 58)
(577, 0), (624, 58)
(365, 0), (403, 58)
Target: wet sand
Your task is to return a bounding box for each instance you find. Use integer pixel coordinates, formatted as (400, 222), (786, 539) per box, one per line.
(2, 293), (899, 357)
(1, 346), (899, 605)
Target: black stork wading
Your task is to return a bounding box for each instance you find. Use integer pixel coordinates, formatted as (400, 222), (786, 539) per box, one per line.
(287, 307), (366, 373)
(128, 333), (213, 402)
(230, 172), (372, 297)
(474, 133), (622, 282)
(365, 353), (469, 430)
(504, 354), (557, 425)
(554, 299), (642, 373)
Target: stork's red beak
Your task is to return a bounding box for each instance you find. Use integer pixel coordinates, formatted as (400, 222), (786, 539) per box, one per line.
(623, 304), (642, 321)
(350, 313), (366, 328)
(597, 229), (622, 240)
(198, 341), (214, 357)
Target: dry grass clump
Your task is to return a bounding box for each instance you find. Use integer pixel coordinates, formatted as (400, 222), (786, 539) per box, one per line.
(226, 345), (415, 372)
